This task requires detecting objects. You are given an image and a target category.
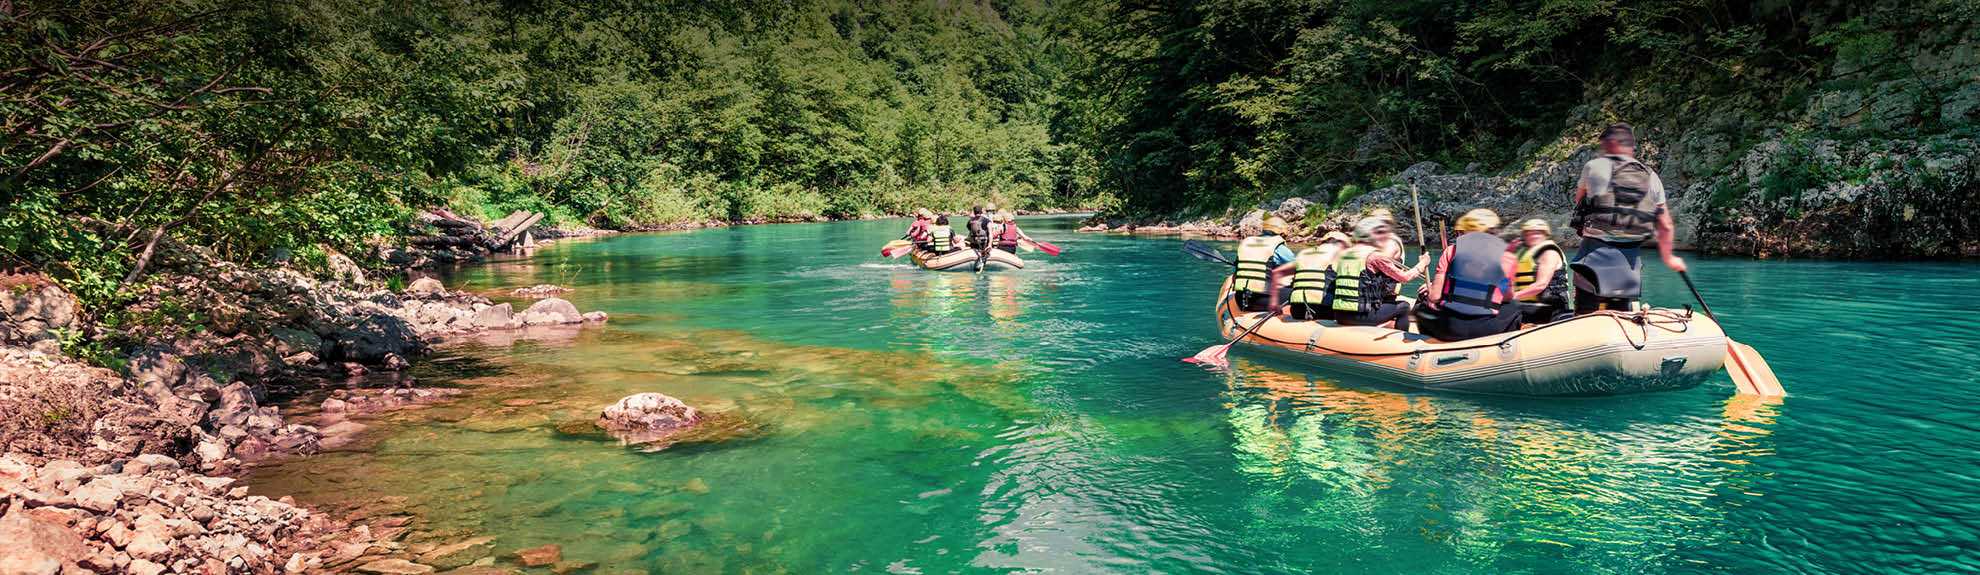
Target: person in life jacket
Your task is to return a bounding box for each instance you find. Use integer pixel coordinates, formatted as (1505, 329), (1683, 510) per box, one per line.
(1416, 209), (1523, 340)
(1510, 218), (1573, 324)
(1230, 216), (1300, 312)
(968, 204), (996, 269)
(928, 215), (959, 253)
(1325, 218), (1427, 329)
(993, 211), (1028, 253)
(1570, 123), (1686, 313)
(1285, 231), (1354, 321)
(903, 208), (935, 250)
(1366, 208), (1407, 261)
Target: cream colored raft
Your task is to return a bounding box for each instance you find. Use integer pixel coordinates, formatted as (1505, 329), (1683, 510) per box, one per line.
(1216, 286), (1727, 396)
(911, 248), (1024, 271)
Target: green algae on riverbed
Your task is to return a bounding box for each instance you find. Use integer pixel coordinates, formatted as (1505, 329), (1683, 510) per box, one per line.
(249, 217), (1980, 574)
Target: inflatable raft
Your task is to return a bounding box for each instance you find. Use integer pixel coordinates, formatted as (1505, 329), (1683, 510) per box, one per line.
(912, 248), (1024, 272)
(1215, 285), (1727, 396)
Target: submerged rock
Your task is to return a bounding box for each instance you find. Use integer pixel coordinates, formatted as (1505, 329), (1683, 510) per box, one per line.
(509, 544), (561, 567)
(511, 284), (571, 298)
(596, 393), (703, 446)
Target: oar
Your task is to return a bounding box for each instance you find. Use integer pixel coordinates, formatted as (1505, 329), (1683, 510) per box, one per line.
(1679, 271), (1785, 397)
(1182, 240), (1235, 266)
(1410, 182), (1427, 251)
(880, 239), (913, 258)
(1023, 239), (1062, 256)
(1186, 299), (1285, 367)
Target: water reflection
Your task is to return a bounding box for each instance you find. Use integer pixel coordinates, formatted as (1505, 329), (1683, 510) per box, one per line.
(1219, 358), (1781, 571)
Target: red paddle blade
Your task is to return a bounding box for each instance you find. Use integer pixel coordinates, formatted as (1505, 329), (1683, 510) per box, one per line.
(1036, 241), (1062, 256)
(1184, 343), (1232, 367)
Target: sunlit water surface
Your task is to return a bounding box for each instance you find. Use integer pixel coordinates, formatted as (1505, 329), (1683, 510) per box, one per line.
(248, 216), (1980, 574)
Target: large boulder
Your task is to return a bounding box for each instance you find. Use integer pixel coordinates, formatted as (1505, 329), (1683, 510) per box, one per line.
(0, 502), (91, 574)
(405, 277), (446, 297)
(0, 280), (80, 354)
(472, 303), (514, 328)
(326, 252), (367, 286)
(596, 393), (703, 446)
(518, 298), (583, 326)
(327, 316), (421, 361)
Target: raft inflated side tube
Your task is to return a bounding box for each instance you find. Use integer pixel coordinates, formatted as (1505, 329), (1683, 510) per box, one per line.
(911, 248), (1025, 271)
(1213, 285), (1727, 396)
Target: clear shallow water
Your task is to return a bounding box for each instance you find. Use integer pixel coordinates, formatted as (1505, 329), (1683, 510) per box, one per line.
(249, 217), (1980, 574)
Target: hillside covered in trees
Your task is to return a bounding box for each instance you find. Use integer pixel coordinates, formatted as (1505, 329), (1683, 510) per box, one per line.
(5, 0), (1978, 307)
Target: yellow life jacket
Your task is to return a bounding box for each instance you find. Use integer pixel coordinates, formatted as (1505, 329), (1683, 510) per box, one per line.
(930, 226), (955, 252)
(1232, 235), (1285, 293)
(1288, 246), (1336, 304)
(1514, 240), (1570, 303)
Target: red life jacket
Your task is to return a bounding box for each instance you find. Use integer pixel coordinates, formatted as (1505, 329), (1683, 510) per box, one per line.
(907, 220), (931, 242)
(997, 222), (1021, 244)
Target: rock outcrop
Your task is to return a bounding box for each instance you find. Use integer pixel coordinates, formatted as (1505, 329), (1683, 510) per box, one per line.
(595, 393), (704, 447)
(0, 278), (81, 356)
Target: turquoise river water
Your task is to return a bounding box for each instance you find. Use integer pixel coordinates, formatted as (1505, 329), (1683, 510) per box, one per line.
(249, 216), (1980, 574)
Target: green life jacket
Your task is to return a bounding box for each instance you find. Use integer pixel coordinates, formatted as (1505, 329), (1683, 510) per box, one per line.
(1328, 246), (1393, 314)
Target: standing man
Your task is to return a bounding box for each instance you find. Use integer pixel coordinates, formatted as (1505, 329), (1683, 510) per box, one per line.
(1570, 123), (1686, 313)
(967, 204), (995, 271)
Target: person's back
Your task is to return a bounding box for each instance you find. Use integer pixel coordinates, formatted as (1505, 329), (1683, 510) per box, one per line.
(1418, 209), (1521, 340)
(1230, 216), (1298, 312)
(929, 216), (957, 253)
(1569, 123), (1687, 313)
(995, 213), (1023, 252)
(1287, 232), (1350, 320)
(967, 208), (992, 247)
(906, 208), (934, 248)
(1324, 220), (1423, 330)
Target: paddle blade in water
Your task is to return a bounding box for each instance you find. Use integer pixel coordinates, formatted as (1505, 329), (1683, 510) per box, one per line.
(1184, 343), (1231, 367)
(1183, 240), (1232, 265)
(1033, 240), (1062, 256)
(880, 240), (913, 258)
(1725, 340), (1785, 397)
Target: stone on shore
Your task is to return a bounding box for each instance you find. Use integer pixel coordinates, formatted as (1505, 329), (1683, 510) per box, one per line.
(518, 298), (584, 326)
(406, 277), (447, 296)
(419, 536), (496, 570)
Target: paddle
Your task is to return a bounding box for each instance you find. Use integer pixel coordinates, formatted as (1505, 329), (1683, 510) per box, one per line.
(880, 239), (913, 258)
(1024, 239), (1063, 256)
(1182, 240), (1236, 266)
(1410, 182), (1427, 251)
(1678, 270), (1784, 397)
(1187, 299), (1286, 367)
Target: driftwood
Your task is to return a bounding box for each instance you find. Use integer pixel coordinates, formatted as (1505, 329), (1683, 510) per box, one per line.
(488, 211), (545, 249)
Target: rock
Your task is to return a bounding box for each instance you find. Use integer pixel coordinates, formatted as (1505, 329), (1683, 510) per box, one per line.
(67, 477), (124, 513)
(327, 252), (368, 286)
(509, 544), (561, 568)
(0, 281), (80, 348)
(124, 514), (175, 560)
(321, 397), (350, 413)
(472, 303), (514, 328)
(357, 558), (438, 575)
(437, 567), (522, 575)
(128, 558), (168, 575)
(329, 316), (421, 362)
(382, 353), (410, 371)
(518, 298), (583, 326)
(344, 363), (370, 377)
(271, 327), (325, 357)
(1398, 160), (1442, 183)
(595, 393), (704, 446)
(0, 502), (91, 574)
(406, 277), (447, 296)
(124, 453), (179, 475)
(581, 311), (608, 323)
(551, 560), (599, 574)
(419, 536), (495, 570)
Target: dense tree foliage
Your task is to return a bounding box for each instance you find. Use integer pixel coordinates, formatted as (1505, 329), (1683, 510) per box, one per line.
(1071, 0), (1979, 216)
(2, 0), (1092, 305)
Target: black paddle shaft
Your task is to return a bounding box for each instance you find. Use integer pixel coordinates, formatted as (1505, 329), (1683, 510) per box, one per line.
(1678, 271), (1716, 319)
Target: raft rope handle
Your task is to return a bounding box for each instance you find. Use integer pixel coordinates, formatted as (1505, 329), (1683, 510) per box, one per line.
(1230, 308), (1694, 358)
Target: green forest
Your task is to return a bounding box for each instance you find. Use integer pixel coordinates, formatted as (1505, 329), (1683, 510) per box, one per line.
(5, 0), (1977, 304)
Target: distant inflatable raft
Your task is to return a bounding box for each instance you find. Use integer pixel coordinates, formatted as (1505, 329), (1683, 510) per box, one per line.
(912, 248), (1024, 271)
(1215, 286), (1727, 396)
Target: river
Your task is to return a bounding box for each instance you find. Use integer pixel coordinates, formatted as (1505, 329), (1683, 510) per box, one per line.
(247, 215), (1980, 574)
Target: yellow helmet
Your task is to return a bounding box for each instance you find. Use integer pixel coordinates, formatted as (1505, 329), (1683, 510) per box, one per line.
(1519, 218), (1551, 234)
(1261, 216), (1289, 235)
(1454, 209), (1501, 233)
(1321, 231), (1353, 245)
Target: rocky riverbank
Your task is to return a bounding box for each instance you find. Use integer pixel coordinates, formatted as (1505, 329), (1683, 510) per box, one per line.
(0, 223), (610, 572)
